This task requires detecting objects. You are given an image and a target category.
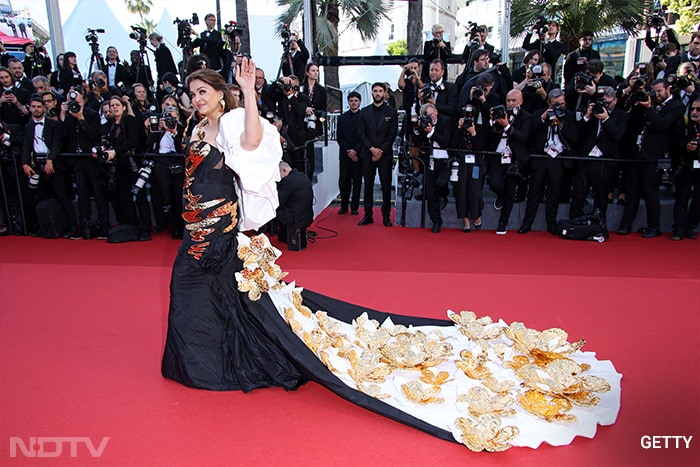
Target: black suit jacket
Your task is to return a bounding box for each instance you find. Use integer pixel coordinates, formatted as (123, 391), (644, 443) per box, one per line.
(337, 109), (362, 156)
(61, 107), (101, 153)
(101, 63), (132, 87)
(357, 102), (398, 160)
(577, 106), (628, 158)
(0, 86), (30, 129)
(640, 97), (686, 161)
(563, 48), (601, 87)
(432, 81), (458, 119)
(492, 108), (532, 165)
(421, 40), (452, 81)
(22, 117), (64, 166)
(277, 168), (313, 229)
(413, 113), (453, 156)
(282, 40), (310, 79)
(528, 108), (579, 155)
(153, 44), (178, 82)
(192, 29), (223, 70)
(279, 92), (310, 148)
(128, 64), (153, 87)
(522, 34), (565, 71)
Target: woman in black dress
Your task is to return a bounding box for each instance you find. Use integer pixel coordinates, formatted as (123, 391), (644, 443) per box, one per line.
(58, 52), (84, 96)
(161, 60), (622, 452)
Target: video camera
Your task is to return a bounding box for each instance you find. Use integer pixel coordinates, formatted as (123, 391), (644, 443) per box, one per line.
(224, 21), (245, 38)
(129, 25), (148, 48)
(280, 24), (293, 54)
(174, 13), (199, 49)
(466, 21), (484, 46)
(531, 14), (549, 39)
(647, 0), (666, 30)
(85, 28), (105, 44)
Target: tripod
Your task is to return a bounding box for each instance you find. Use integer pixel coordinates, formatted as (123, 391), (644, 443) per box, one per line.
(87, 41), (105, 79)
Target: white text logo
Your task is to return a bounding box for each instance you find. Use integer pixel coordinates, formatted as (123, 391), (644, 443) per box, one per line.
(9, 437), (110, 458)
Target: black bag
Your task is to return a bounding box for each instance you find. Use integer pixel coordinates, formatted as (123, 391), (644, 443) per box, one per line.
(556, 210), (609, 242)
(107, 224), (139, 243)
(36, 198), (69, 238)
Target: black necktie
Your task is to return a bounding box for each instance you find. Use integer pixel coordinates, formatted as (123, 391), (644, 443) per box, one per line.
(35, 121), (43, 126)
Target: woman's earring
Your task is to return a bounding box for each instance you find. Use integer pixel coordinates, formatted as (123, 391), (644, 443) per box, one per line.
(219, 98), (226, 112)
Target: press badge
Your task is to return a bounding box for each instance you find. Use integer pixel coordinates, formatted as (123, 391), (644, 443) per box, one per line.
(501, 153), (511, 164)
(589, 146), (603, 158)
(429, 158), (434, 171)
(694, 160), (700, 169)
(465, 154), (476, 164)
(545, 141), (563, 158)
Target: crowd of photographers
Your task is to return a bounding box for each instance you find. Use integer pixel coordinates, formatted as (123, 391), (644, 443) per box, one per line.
(386, 19), (700, 239)
(0, 14), (326, 241)
(1, 13), (699, 242)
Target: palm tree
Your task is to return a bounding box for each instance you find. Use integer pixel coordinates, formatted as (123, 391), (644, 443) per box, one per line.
(510, 0), (648, 52)
(407, 0), (422, 55)
(236, 0), (252, 54)
(276, 0), (390, 111)
(124, 0), (153, 24)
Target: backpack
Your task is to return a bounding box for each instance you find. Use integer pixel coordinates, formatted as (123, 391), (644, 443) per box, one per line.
(36, 199), (69, 238)
(556, 209), (609, 242)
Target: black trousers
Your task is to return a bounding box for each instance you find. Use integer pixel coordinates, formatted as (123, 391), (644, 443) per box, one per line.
(362, 155), (392, 218)
(453, 155), (485, 220)
(620, 160), (660, 230)
(570, 160), (616, 219)
(672, 167), (700, 232)
(522, 157), (566, 229)
(338, 154), (362, 212)
(498, 168), (523, 228)
(43, 166), (77, 228)
(76, 158), (110, 226)
(115, 161), (152, 231)
(425, 158), (450, 226)
(150, 158), (185, 234)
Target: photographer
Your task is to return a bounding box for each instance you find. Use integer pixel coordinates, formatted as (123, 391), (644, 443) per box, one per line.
(127, 50), (153, 91)
(670, 97), (700, 240)
(519, 88), (579, 234)
(563, 31), (601, 87)
(101, 46), (131, 88)
(518, 62), (559, 114)
(0, 66), (29, 126)
(59, 87), (109, 239)
(451, 102), (481, 232)
(457, 49), (493, 107)
(522, 19), (565, 76)
(275, 75), (311, 177)
(22, 42), (51, 78)
(281, 31), (310, 80)
(157, 72), (191, 117)
(149, 32), (178, 84)
(8, 58), (33, 94)
(191, 13), (223, 72)
(21, 95), (77, 238)
(570, 86), (628, 225)
(565, 59), (616, 116)
(145, 95), (185, 239)
(418, 59), (458, 119)
(492, 89), (531, 234)
(58, 52), (84, 96)
(254, 67), (277, 119)
(512, 50), (541, 85)
(301, 63), (327, 177)
(421, 24), (452, 83)
(458, 51), (512, 109)
(412, 103), (452, 233)
(85, 70), (122, 114)
(102, 95), (151, 241)
(40, 91), (61, 121)
(617, 79), (685, 238)
(32, 75), (50, 94)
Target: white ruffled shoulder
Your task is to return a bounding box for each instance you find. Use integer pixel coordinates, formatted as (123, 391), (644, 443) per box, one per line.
(215, 108), (283, 231)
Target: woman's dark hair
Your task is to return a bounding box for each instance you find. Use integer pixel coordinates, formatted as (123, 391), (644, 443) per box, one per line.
(109, 95), (127, 107)
(62, 51), (79, 74)
(303, 62), (319, 86)
(522, 49), (541, 65)
(185, 54), (209, 78)
(186, 68), (236, 112)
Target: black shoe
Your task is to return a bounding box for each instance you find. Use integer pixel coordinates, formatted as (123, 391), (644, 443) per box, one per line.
(358, 216), (374, 226)
(439, 196), (448, 211)
(669, 231), (683, 241)
(431, 223), (441, 234)
(518, 225), (531, 234)
(383, 217), (392, 227)
(494, 197), (503, 210)
(473, 221), (482, 231)
(462, 226), (471, 233)
(547, 225), (558, 235)
(496, 222), (507, 235)
(351, 210), (359, 215)
(338, 208), (348, 215)
(83, 224), (93, 240)
(617, 225), (631, 235)
(96, 225), (109, 240)
(684, 230), (697, 240)
(64, 226), (82, 240)
(642, 228), (661, 238)
(138, 230), (152, 241)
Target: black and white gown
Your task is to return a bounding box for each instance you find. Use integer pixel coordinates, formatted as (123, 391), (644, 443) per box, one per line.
(162, 109), (622, 452)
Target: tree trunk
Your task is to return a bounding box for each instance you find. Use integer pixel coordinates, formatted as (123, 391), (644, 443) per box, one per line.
(407, 0), (423, 56)
(236, 0), (251, 54)
(324, 1), (341, 113)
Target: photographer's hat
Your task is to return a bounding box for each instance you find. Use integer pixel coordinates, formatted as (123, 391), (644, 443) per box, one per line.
(579, 30), (595, 39)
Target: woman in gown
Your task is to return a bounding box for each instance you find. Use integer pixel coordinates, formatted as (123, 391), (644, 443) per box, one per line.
(162, 59), (622, 452)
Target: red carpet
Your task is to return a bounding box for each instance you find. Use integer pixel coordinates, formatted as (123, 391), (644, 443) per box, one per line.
(1, 207), (698, 466)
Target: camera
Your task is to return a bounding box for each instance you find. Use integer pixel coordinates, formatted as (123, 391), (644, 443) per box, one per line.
(574, 72), (594, 91)
(92, 77), (106, 89)
(91, 144), (113, 164)
(592, 98), (608, 115)
(546, 103), (566, 123)
(173, 13), (199, 49)
(532, 14), (549, 38)
(164, 83), (185, 97)
(66, 90), (81, 113)
(403, 69), (415, 81)
(471, 85), (485, 99)
(506, 162), (526, 181)
(131, 159), (154, 196)
(148, 105), (159, 132)
(276, 79), (294, 93)
(491, 104), (507, 121)
(420, 83), (435, 101)
(418, 114), (432, 130)
(667, 73), (694, 92)
(224, 21), (245, 37)
(84, 28), (105, 44)
(526, 64), (545, 93)
(461, 104), (478, 126)
(162, 106), (178, 130)
(129, 25), (147, 45)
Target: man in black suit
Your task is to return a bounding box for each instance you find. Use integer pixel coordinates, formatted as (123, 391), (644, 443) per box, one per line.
(7, 58), (33, 95)
(492, 89), (531, 234)
(670, 98), (700, 240)
(101, 46), (132, 88)
(127, 50), (153, 89)
(276, 161), (314, 251)
(275, 75), (311, 177)
(419, 59), (458, 119)
(85, 70), (120, 115)
(565, 59), (617, 116)
(570, 86), (628, 223)
(357, 82), (398, 226)
(21, 95), (77, 238)
(421, 24), (451, 83)
(281, 32), (310, 79)
(149, 32), (178, 83)
(519, 88), (579, 234)
(618, 78), (686, 238)
(336, 91), (363, 215)
(60, 89), (110, 239)
(22, 43), (51, 78)
(563, 31), (601, 87)
(192, 14), (223, 72)
(680, 32), (700, 70)
(522, 20), (565, 77)
(412, 102), (453, 233)
(518, 62), (560, 115)
(254, 68), (278, 120)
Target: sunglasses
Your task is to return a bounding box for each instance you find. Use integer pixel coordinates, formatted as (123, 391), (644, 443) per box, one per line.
(691, 107), (700, 111)
(582, 37), (594, 41)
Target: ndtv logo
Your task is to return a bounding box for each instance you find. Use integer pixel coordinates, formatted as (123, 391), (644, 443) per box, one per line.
(9, 436), (109, 458)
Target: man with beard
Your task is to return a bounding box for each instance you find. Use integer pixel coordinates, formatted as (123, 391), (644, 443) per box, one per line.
(357, 82), (398, 227)
(336, 91), (363, 215)
(563, 31), (601, 87)
(670, 98), (700, 240)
